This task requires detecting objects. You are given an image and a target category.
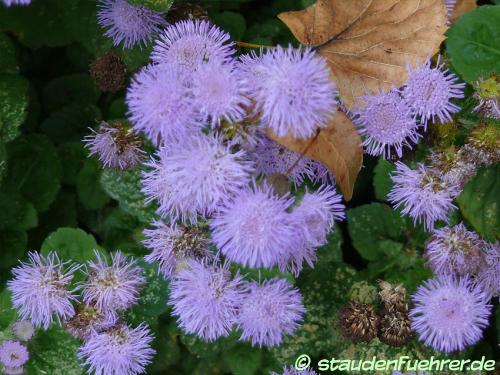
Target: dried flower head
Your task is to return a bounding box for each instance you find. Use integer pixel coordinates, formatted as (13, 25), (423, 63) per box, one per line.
(378, 280), (408, 313)
(354, 89), (420, 159)
(252, 46), (338, 140)
(210, 182), (302, 269)
(152, 20), (235, 70)
(90, 51), (127, 93)
(0, 341), (29, 370)
(79, 323), (155, 375)
(402, 56), (465, 127)
(388, 162), (460, 231)
(425, 223), (486, 276)
(165, 2), (210, 23)
(237, 278), (305, 347)
(65, 304), (117, 340)
(410, 275), (491, 353)
(473, 74), (500, 119)
(466, 123), (500, 166)
(8, 252), (80, 329)
(338, 300), (378, 343)
(97, 0), (167, 49)
(84, 121), (145, 170)
(82, 251), (145, 318)
(168, 260), (245, 341)
(378, 309), (413, 347)
(11, 320), (34, 342)
(143, 221), (212, 279)
(141, 134), (254, 224)
(428, 147), (478, 189)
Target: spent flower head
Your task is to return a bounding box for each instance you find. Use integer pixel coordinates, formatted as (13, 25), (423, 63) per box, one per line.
(11, 320), (35, 342)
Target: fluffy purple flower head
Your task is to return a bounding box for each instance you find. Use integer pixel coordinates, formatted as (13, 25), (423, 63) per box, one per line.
(142, 134), (254, 224)
(281, 186), (345, 275)
(97, 0), (167, 49)
(354, 89), (420, 158)
(82, 251), (145, 318)
(192, 62), (251, 127)
(7, 251), (80, 329)
(210, 182), (302, 268)
(271, 366), (318, 375)
(65, 304), (118, 340)
(252, 134), (316, 186)
(402, 56), (465, 127)
(83, 122), (145, 170)
(152, 20), (235, 70)
(11, 320), (35, 342)
(168, 259), (246, 341)
(143, 221), (212, 279)
(1, 0), (31, 6)
(388, 162), (460, 231)
(252, 46), (338, 140)
(425, 223), (486, 276)
(126, 63), (201, 145)
(0, 341), (29, 369)
(237, 278), (305, 347)
(409, 275), (491, 353)
(477, 242), (500, 300)
(237, 50), (267, 94)
(79, 323), (155, 375)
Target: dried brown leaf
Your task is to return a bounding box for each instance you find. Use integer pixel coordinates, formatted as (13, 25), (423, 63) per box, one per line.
(278, 0), (448, 109)
(266, 110), (363, 201)
(450, 0), (477, 23)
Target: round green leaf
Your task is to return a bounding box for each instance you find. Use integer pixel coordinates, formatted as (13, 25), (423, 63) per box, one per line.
(0, 74), (28, 143)
(41, 227), (99, 263)
(77, 159), (111, 210)
(0, 33), (18, 74)
(446, 5), (500, 82)
(373, 158), (395, 202)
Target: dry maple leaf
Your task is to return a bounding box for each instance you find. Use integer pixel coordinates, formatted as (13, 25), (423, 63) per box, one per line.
(266, 110), (363, 201)
(278, 0), (448, 109)
(450, 0), (477, 23)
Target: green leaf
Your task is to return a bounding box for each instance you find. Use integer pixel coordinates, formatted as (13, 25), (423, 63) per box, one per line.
(100, 167), (158, 224)
(41, 227), (99, 263)
(0, 229), (27, 271)
(373, 158), (395, 201)
(58, 142), (88, 186)
(0, 74), (29, 143)
(77, 159), (111, 210)
(0, 191), (38, 231)
(0, 289), (17, 329)
(213, 11), (247, 41)
(126, 260), (169, 326)
(0, 142), (6, 186)
(128, 0), (174, 12)
(457, 165), (500, 241)
(347, 203), (407, 261)
(223, 344), (263, 375)
(5, 134), (62, 212)
(42, 74), (100, 112)
(0, 33), (18, 74)
(446, 5), (500, 82)
(25, 325), (85, 375)
(120, 44), (153, 72)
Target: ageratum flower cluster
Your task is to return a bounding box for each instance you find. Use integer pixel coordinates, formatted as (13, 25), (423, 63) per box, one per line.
(7, 251), (155, 375)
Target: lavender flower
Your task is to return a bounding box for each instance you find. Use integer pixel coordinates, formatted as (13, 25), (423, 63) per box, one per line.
(8, 252), (80, 329)
(425, 223), (486, 276)
(210, 182), (301, 268)
(11, 320), (34, 342)
(444, 0), (456, 21)
(82, 251), (145, 318)
(252, 46), (337, 140)
(252, 134), (316, 186)
(168, 260), (245, 341)
(152, 20), (235, 70)
(271, 366), (318, 375)
(281, 186), (345, 275)
(79, 323), (155, 375)
(192, 62), (251, 127)
(65, 304), (117, 340)
(388, 162), (460, 231)
(83, 121), (145, 170)
(0, 341), (29, 371)
(97, 0), (167, 49)
(141, 134), (254, 224)
(237, 50), (267, 94)
(237, 278), (305, 347)
(353, 89), (420, 158)
(126, 63), (200, 145)
(477, 242), (500, 300)
(402, 56), (465, 127)
(143, 221), (212, 279)
(1, 0), (31, 6)
(410, 275), (491, 353)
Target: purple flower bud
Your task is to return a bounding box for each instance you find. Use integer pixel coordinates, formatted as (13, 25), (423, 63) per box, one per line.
(0, 341), (29, 370)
